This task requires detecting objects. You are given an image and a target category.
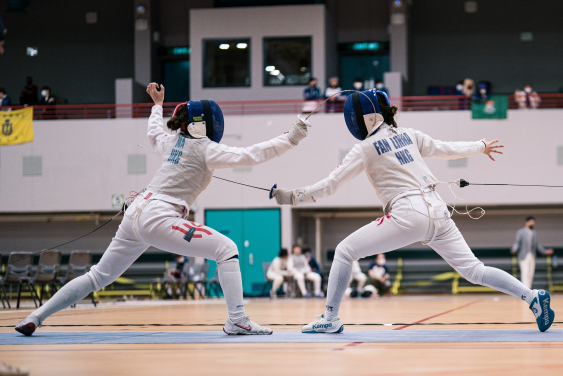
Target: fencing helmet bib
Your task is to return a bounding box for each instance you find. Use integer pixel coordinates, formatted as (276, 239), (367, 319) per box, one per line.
(343, 89), (390, 140)
(172, 100), (224, 143)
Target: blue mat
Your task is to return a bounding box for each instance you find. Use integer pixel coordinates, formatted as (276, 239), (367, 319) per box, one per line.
(2, 329), (563, 345)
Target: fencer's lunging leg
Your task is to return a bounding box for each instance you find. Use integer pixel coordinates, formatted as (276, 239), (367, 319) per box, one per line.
(217, 256), (246, 322)
(324, 257), (352, 320)
(28, 275), (95, 325)
(481, 266), (533, 305)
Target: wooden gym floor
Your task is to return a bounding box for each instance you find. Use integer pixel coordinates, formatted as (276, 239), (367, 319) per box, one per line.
(1, 295), (562, 376)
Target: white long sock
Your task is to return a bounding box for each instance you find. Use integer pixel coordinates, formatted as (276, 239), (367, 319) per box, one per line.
(481, 266), (533, 305)
(217, 258), (246, 322)
(324, 258), (352, 320)
(30, 274), (95, 325)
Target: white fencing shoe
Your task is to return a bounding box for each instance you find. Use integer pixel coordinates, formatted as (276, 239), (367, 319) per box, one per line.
(302, 314), (344, 334)
(15, 316), (40, 337)
(529, 289), (555, 332)
(223, 316), (273, 335)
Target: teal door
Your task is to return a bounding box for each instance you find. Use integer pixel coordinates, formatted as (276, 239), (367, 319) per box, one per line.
(163, 60), (190, 102)
(340, 55), (390, 90)
(205, 209), (281, 296)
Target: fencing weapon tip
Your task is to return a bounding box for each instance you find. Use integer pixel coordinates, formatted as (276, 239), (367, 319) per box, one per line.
(269, 183), (277, 200)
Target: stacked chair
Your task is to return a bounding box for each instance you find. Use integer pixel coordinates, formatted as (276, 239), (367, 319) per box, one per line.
(58, 251), (97, 307)
(1, 252), (38, 308)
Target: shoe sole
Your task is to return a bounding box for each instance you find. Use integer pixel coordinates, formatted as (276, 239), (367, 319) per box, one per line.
(223, 327), (273, 335)
(302, 325), (344, 334)
(15, 323), (36, 337)
(537, 291), (555, 332)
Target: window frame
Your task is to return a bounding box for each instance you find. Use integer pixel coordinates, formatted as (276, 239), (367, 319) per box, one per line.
(262, 36), (312, 87)
(202, 37), (252, 88)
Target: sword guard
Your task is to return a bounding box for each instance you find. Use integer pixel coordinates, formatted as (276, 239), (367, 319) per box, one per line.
(459, 179), (470, 188)
(269, 184), (277, 200)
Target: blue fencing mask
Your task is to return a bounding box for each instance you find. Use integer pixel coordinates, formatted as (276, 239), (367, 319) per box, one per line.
(343, 89), (390, 140)
(172, 100), (224, 143)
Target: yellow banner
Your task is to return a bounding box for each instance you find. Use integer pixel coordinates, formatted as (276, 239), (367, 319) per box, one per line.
(0, 107), (34, 145)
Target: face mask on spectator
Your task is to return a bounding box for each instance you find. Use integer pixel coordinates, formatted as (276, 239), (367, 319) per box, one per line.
(41, 90), (47, 97)
(375, 83), (384, 89)
(353, 82), (363, 90)
(376, 258), (386, 266)
(456, 84), (463, 91)
(524, 87), (532, 93)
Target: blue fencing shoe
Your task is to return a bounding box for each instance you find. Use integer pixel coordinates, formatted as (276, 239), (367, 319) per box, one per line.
(529, 290), (555, 332)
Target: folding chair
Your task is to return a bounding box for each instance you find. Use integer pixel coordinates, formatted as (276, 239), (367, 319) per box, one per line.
(0, 252), (10, 308)
(193, 262), (210, 298)
(58, 251), (97, 307)
(23, 250), (61, 306)
(1, 252), (38, 308)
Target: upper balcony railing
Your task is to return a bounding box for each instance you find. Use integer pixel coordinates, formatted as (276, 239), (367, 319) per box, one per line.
(2, 94), (563, 120)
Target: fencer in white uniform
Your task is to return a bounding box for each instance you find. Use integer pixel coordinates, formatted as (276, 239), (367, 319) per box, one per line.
(272, 89), (555, 333)
(15, 83), (310, 337)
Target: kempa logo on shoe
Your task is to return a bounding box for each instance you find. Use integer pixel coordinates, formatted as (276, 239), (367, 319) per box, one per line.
(313, 323), (332, 329)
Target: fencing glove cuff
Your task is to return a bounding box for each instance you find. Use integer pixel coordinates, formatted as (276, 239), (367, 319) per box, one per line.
(287, 115), (310, 145)
(271, 188), (294, 205)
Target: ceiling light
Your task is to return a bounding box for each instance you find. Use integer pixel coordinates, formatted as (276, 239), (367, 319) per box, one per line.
(265, 66), (275, 72)
(219, 44), (230, 50)
(236, 43), (247, 49)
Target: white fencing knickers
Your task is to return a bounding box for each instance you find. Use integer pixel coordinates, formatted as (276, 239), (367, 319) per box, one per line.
(334, 189), (486, 285)
(88, 194), (239, 291)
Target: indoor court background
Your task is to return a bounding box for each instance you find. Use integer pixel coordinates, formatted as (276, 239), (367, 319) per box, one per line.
(1, 0), (563, 375)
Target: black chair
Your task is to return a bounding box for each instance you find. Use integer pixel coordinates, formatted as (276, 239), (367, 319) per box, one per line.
(1, 252), (38, 308)
(23, 250), (61, 306)
(58, 251), (97, 307)
(193, 262), (210, 298)
(0, 252), (10, 308)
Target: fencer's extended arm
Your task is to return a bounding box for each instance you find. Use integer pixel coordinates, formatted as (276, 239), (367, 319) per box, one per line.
(205, 118), (308, 169)
(147, 105), (171, 156)
(408, 128), (485, 160)
(275, 145), (365, 206)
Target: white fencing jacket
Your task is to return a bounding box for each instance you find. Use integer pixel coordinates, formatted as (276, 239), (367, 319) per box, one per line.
(292, 123), (485, 210)
(144, 105), (298, 215)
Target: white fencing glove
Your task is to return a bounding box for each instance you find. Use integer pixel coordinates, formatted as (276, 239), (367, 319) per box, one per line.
(271, 188), (294, 205)
(287, 115), (310, 145)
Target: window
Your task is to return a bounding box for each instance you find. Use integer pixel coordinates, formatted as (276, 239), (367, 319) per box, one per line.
(263, 37), (311, 86)
(203, 39), (250, 88)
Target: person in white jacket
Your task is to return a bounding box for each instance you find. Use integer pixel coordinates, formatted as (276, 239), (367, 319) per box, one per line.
(291, 245), (323, 298)
(267, 248), (293, 299)
(15, 83), (309, 337)
(271, 89), (555, 334)
(349, 260), (367, 294)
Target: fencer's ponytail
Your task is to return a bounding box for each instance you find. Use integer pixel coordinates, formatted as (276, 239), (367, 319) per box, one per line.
(167, 104), (189, 132)
(376, 93), (398, 128)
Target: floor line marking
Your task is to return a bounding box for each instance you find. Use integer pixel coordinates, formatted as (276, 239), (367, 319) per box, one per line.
(393, 300), (482, 330)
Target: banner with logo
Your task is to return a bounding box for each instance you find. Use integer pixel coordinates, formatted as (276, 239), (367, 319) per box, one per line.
(0, 107), (34, 145)
(471, 95), (508, 120)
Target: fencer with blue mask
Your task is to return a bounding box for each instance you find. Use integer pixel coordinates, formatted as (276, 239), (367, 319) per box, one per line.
(16, 83), (310, 337)
(271, 89), (554, 334)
